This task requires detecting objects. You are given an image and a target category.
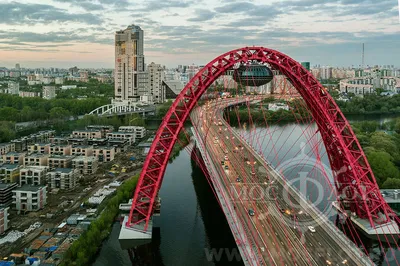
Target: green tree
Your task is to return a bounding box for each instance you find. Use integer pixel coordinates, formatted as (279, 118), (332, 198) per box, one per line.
(382, 178), (400, 189)
(49, 107), (71, 120)
(366, 149), (399, 186)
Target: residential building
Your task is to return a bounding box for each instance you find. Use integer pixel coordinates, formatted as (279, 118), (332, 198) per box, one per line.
(71, 146), (93, 157)
(19, 166), (49, 186)
(28, 143), (51, 154)
(114, 25), (146, 103)
(86, 125), (114, 138)
(49, 145), (72, 156)
(71, 130), (102, 139)
(108, 139), (130, 153)
(320, 67), (333, 80)
(87, 138), (108, 146)
(118, 126), (146, 139)
(61, 85), (77, 90)
(67, 138), (88, 146)
(19, 91), (40, 98)
(13, 185), (47, 212)
(55, 77), (64, 85)
(93, 146), (116, 162)
(47, 168), (78, 190)
(0, 183), (17, 207)
(147, 62), (165, 103)
(72, 156), (98, 175)
(48, 155), (74, 168)
(79, 71), (89, 82)
(7, 81), (19, 94)
(0, 143), (15, 155)
(106, 132), (135, 145)
(0, 207), (10, 234)
(42, 86), (56, 99)
(2, 152), (25, 165)
(24, 154), (49, 167)
(49, 136), (68, 145)
(0, 164), (21, 183)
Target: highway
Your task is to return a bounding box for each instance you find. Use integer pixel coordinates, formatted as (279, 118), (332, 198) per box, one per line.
(190, 97), (371, 266)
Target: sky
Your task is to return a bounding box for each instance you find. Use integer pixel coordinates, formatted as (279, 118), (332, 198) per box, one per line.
(0, 0), (399, 68)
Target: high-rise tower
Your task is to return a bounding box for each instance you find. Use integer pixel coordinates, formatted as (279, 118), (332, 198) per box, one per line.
(114, 25), (147, 103)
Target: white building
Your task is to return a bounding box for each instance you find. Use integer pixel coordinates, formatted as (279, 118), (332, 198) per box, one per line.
(72, 156), (98, 174)
(106, 132), (135, 145)
(55, 77), (64, 85)
(114, 25), (146, 103)
(13, 185), (47, 212)
(19, 166), (49, 186)
(47, 168), (78, 190)
(61, 85), (77, 90)
(118, 126), (146, 139)
(0, 207), (10, 234)
(147, 62), (165, 103)
(268, 103), (289, 111)
(42, 86), (56, 99)
(7, 81), (19, 95)
(320, 67), (333, 80)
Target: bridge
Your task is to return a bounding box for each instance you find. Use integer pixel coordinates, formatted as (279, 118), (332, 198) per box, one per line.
(88, 103), (155, 117)
(119, 47), (400, 265)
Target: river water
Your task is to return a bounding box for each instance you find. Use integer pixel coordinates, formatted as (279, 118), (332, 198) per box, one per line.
(94, 117), (399, 266)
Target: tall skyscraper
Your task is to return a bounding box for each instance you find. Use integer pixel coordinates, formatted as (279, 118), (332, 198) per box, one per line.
(114, 25), (147, 103)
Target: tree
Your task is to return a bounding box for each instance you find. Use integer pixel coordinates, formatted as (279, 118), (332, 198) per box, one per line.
(49, 107), (71, 120)
(366, 149), (399, 186)
(382, 178), (400, 189)
(369, 132), (399, 160)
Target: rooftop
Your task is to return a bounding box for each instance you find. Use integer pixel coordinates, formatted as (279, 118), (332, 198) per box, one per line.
(14, 184), (46, 192)
(52, 168), (74, 173)
(4, 152), (24, 156)
(0, 182), (17, 190)
(0, 164), (20, 170)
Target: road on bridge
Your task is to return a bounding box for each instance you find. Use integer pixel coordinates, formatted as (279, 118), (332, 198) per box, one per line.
(191, 97), (370, 266)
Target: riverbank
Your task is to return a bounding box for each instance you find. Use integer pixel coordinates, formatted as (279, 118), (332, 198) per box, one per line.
(60, 175), (139, 266)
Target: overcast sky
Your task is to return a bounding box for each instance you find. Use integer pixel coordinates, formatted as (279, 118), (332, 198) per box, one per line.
(0, 0), (398, 68)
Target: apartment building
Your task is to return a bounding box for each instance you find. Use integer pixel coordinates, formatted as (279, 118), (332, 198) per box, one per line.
(13, 185), (47, 212)
(19, 166), (49, 186)
(49, 145), (72, 156)
(24, 154), (49, 167)
(71, 146), (93, 157)
(86, 125), (114, 138)
(108, 139), (130, 153)
(47, 168), (78, 190)
(28, 143), (51, 154)
(93, 146), (116, 162)
(0, 183), (17, 207)
(72, 156), (98, 175)
(49, 136), (68, 145)
(0, 207), (10, 234)
(67, 138), (88, 146)
(106, 132), (135, 145)
(1, 152), (25, 165)
(118, 126), (146, 139)
(0, 143), (15, 155)
(87, 138), (108, 146)
(48, 155), (74, 168)
(71, 130), (102, 139)
(0, 164), (21, 183)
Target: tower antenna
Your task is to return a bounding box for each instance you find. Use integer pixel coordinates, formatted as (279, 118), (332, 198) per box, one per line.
(362, 43), (365, 68)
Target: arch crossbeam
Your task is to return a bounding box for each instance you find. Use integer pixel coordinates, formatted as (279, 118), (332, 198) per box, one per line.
(127, 46), (393, 231)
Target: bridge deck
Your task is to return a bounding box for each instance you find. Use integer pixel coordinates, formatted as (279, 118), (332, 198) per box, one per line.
(190, 97), (372, 266)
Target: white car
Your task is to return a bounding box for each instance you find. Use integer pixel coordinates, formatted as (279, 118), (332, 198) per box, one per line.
(224, 155), (228, 161)
(308, 226), (316, 233)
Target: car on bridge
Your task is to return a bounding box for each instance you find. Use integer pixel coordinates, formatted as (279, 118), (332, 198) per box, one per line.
(236, 177), (242, 182)
(248, 209), (255, 216)
(308, 226), (316, 233)
(224, 165), (229, 170)
(224, 155), (228, 161)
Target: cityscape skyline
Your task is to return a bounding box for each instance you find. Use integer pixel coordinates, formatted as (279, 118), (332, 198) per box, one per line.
(0, 0), (399, 68)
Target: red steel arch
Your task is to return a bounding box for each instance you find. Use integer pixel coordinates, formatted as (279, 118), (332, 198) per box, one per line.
(127, 46), (392, 230)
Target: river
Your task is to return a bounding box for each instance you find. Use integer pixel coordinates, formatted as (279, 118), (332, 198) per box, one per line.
(94, 119), (399, 266)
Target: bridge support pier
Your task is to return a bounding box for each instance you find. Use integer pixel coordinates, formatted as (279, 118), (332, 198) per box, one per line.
(332, 201), (400, 241)
(119, 216), (153, 250)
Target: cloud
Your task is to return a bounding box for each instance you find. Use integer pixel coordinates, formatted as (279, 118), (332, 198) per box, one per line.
(187, 9), (216, 22)
(214, 2), (282, 18)
(0, 1), (103, 25)
(138, 0), (195, 12)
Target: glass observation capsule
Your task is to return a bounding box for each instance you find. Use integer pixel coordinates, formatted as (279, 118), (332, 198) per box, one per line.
(233, 63), (274, 86)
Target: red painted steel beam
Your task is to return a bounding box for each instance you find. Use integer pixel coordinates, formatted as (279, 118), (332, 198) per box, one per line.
(127, 46), (394, 231)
